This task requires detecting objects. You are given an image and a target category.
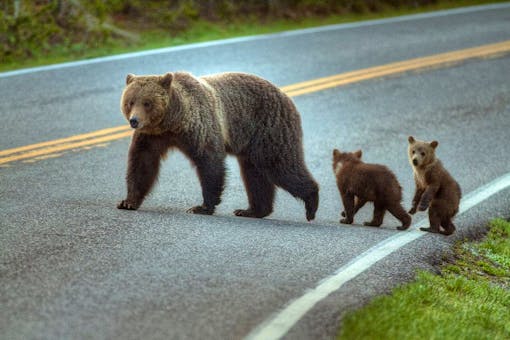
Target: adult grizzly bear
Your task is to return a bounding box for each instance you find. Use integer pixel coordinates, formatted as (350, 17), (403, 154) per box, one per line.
(117, 72), (319, 221)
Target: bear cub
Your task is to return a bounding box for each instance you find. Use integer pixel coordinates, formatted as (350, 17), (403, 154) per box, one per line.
(333, 149), (411, 230)
(408, 136), (461, 235)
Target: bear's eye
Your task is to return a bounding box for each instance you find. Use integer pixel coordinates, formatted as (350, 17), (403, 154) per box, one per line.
(412, 150), (415, 154)
(143, 101), (152, 109)
(128, 101), (134, 108)
(421, 152), (425, 156)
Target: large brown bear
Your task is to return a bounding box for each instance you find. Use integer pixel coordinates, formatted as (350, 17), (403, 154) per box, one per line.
(117, 72), (319, 221)
(333, 149), (411, 230)
(408, 136), (461, 235)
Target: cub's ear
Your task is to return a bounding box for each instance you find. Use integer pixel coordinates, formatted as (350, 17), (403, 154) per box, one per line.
(333, 149), (341, 157)
(354, 149), (362, 159)
(408, 136), (415, 144)
(126, 73), (136, 85)
(160, 73), (173, 89)
(430, 140), (439, 149)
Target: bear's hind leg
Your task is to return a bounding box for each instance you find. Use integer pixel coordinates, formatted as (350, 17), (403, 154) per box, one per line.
(271, 168), (319, 221)
(420, 208), (441, 233)
(234, 157), (275, 218)
(440, 218), (456, 236)
(364, 203), (385, 227)
(387, 203), (412, 230)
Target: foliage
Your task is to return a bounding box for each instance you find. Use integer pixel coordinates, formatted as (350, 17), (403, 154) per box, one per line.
(0, 0), (504, 70)
(0, 0), (441, 64)
(0, 1), (113, 63)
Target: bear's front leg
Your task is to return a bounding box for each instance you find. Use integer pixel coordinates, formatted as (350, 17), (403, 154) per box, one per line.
(340, 192), (355, 224)
(118, 133), (164, 211)
(187, 150), (226, 215)
(409, 186), (424, 214)
(341, 196), (367, 218)
(418, 184), (439, 212)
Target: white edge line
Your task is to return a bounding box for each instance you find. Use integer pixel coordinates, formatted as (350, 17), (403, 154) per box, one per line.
(1, 3), (510, 79)
(245, 172), (510, 340)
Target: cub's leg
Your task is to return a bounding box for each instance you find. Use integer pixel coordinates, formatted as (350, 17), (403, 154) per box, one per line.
(409, 187), (425, 214)
(387, 203), (412, 230)
(187, 150), (226, 215)
(339, 192), (355, 224)
(420, 207), (441, 233)
(441, 218), (456, 236)
(234, 157), (275, 218)
(341, 196), (367, 218)
(364, 202), (385, 227)
(118, 133), (165, 210)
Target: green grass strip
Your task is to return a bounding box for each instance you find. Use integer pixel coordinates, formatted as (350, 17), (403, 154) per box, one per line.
(338, 219), (510, 340)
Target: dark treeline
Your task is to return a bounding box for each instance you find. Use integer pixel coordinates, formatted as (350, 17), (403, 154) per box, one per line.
(1, 0), (439, 63)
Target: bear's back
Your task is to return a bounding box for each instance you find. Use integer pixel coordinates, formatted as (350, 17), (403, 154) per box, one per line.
(339, 162), (402, 202)
(199, 72), (303, 158)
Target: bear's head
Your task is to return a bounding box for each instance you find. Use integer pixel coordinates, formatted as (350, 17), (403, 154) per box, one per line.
(408, 136), (438, 168)
(120, 73), (173, 134)
(332, 149), (362, 175)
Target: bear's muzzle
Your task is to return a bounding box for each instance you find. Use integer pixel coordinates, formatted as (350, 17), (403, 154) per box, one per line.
(129, 117), (139, 129)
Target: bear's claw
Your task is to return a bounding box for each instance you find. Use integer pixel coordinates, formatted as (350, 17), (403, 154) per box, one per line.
(233, 209), (271, 218)
(187, 205), (214, 215)
(234, 209), (255, 218)
(363, 221), (382, 227)
(117, 200), (138, 210)
(420, 227), (439, 233)
(340, 218), (353, 224)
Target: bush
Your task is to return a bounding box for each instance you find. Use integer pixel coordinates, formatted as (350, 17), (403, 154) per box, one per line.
(0, 0), (441, 65)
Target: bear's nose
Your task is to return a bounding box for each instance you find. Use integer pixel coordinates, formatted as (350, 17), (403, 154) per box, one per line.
(413, 159), (418, 166)
(129, 117), (139, 129)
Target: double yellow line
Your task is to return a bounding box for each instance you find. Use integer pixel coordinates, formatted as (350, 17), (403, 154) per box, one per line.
(0, 126), (132, 165)
(1, 40), (510, 166)
(281, 40), (510, 96)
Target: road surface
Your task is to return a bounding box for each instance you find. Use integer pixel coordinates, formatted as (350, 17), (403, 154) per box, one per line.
(1, 3), (510, 339)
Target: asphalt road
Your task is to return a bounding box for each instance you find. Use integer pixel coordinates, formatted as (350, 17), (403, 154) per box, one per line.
(1, 4), (510, 339)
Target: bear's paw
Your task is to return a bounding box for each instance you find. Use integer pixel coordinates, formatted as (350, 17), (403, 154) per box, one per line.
(117, 200), (139, 210)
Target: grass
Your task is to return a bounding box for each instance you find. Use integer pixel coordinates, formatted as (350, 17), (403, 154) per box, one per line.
(1, 0), (507, 72)
(338, 218), (510, 339)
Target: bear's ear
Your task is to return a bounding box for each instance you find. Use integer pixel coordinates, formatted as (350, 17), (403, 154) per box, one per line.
(354, 149), (362, 159)
(159, 73), (173, 89)
(333, 149), (341, 157)
(430, 140), (439, 149)
(126, 74), (136, 85)
(408, 136), (415, 144)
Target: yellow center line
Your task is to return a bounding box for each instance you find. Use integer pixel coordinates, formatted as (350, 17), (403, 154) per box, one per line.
(1, 40), (510, 166)
(0, 131), (133, 165)
(0, 125), (130, 157)
(282, 40), (510, 96)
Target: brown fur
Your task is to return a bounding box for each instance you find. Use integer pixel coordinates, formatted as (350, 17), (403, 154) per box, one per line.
(332, 149), (411, 230)
(117, 72), (319, 221)
(408, 136), (461, 235)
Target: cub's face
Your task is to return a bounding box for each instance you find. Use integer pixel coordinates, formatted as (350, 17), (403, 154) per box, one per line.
(408, 136), (438, 168)
(332, 149), (362, 175)
(120, 73), (173, 134)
